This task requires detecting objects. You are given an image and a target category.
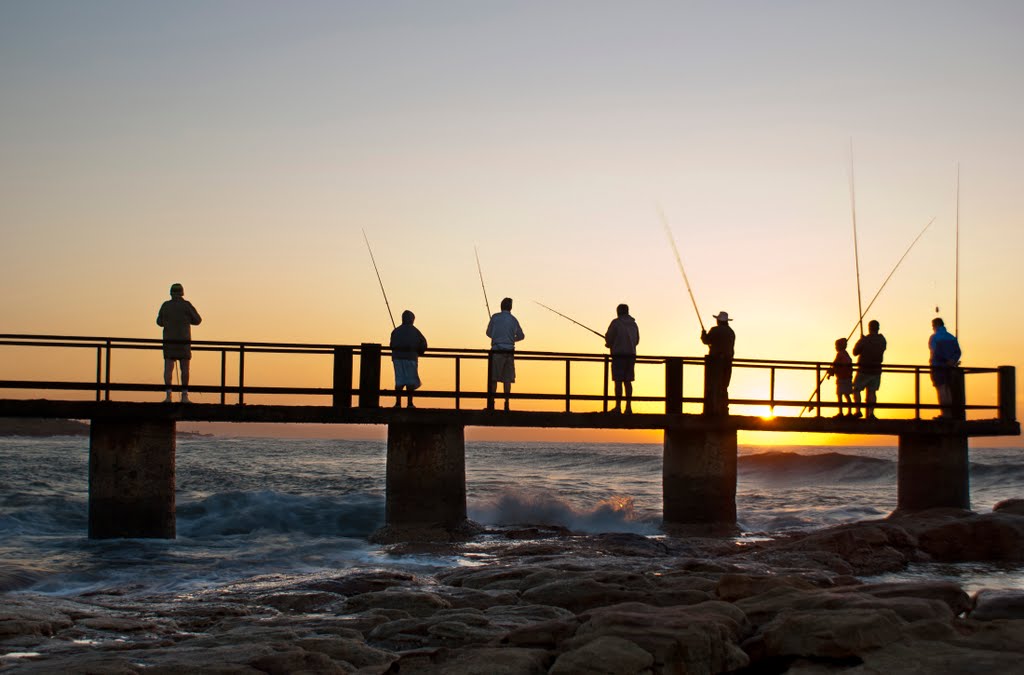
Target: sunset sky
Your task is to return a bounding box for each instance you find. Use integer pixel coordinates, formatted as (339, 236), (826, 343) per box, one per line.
(2, 2), (1022, 444)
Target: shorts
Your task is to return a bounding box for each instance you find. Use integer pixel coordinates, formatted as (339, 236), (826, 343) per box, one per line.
(853, 372), (881, 393)
(611, 354), (636, 382)
(490, 351), (516, 383)
(392, 359), (421, 389)
(162, 343), (192, 360)
(836, 378), (853, 396)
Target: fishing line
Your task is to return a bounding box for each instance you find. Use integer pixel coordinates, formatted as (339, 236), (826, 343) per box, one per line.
(849, 139), (865, 337)
(533, 301), (605, 339)
(657, 205), (705, 332)
(362, 229), (396, 329)
(800, 216), (937, 416)
(474, 244), (492, 319)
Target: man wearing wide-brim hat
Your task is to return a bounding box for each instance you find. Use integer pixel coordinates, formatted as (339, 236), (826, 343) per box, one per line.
(700, 311), (735, 416)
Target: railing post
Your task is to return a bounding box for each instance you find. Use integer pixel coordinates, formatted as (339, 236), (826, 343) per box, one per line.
(220, 350), (227, 405)
(914, 367), (921, 420)
(358, 343), (382, 409)
(998, 366), (1016, 422)
(665, 357), (683, 415)
(104, 340), (112, 401)
(951, 367), (966, 421)
(238, 344), (245, 405)
(815, 364), (821, 417)
(95, 346), (102, 402)
(603, 355), (610, 412)
(486, 351), (495, 411)
(455, 357), (461, 410)
(564, 359), (571, 413)
(333, 347), (353, 409)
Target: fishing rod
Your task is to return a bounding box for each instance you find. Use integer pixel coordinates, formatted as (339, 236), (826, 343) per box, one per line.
(955, 162), (960, 340)
(657, 205), (705, 332)
(533, 301), (605, 340)
(800, 215), (938, 416)
(850, 140), (865, 337)
(474, 245), (492, 319)
(362, 229), (396, 329)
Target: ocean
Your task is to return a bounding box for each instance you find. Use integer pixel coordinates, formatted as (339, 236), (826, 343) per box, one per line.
(2, 437), (1024, 604)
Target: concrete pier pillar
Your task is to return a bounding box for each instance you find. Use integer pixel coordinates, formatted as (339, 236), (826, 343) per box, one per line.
(373, 422), (475, 542)
(663, 428), (737, 529)
(89, 418), (176, 539)
(896, 433), (969, 512)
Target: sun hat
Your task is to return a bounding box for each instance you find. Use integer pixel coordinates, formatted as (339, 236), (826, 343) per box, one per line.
(713, 311), (731, 321)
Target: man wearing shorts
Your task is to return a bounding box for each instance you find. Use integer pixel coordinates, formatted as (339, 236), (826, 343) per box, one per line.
(486, 297), (525, 411)
(605, 303), (640, 413)
(389, 310), (428, 408)
(156, 283), (202, 403)
(852, 319), (887, 419)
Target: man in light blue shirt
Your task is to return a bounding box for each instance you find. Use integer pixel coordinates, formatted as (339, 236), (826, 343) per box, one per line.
(929, 317), (962, 419)
(485, 297), (525, 410)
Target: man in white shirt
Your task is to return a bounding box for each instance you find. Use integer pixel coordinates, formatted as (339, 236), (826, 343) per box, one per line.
(485, 297), (525, 411)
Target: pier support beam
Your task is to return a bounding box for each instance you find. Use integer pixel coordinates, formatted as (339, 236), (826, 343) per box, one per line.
(373, 422), (477, 542)
(896, 433), (969, 512)
(663, 428), (737, 531)
(89, 418), (176, 539)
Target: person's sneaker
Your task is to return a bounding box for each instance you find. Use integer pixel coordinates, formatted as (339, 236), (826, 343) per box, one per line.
(181, 392), (190, 404)
(851, 411), (862, 418)
(163, 393), (172, 403)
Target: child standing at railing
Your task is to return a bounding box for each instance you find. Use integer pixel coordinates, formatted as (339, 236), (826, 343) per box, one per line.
(827, 337), (854, 417)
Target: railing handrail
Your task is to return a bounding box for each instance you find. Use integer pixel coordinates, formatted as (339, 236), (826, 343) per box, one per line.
(0, 333), (1002, 374)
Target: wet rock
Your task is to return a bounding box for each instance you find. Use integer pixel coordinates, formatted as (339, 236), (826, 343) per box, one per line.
(568, 601), (749, 674)
(76, 616), (170, 633)
(503, 617), (580, 647)
(734, 586), (954, 628)
(855, 639), (1024, 674)
(592, 532), (670, 557)
(916, 512), (1024, 561)
(254, 590), (346, 613)
(295, 570), (417, 596)
(549, 636), (654, 674)
(520, 576), (654, 613)
(367, 608), (507, 650)
(484, 604), (575, 629)
(434, 585), (519, 610)
(294, 636), (396, 669)
(744, 608), (907, 660)
(389, 646), (550, 674)
(715, 573), (818, 602)
(248, 646), (349, 674)
(993, 498), (1024, 517)
(838, 580), (971, 616)
(343, 590), (451, 617)
(0, 604), (74, 638)
(969, 589), (1024, 621)
(773, 521), (919, 574)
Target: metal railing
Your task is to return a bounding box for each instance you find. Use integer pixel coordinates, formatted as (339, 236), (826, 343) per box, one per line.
(0, 334), (1014, 421)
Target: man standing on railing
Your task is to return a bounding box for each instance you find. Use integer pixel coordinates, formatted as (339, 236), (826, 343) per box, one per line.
(390, 310), (428, 408)
(486, 297), (525, 411)
(852, 319), (887, 419)
(605, 303), (640, 414)
(157, 283), (202, 403)
(929, 317), (962, 419)
(701, 311), (735, 416)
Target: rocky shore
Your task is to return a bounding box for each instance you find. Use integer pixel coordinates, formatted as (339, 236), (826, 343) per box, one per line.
(3, 502), (1024, 674)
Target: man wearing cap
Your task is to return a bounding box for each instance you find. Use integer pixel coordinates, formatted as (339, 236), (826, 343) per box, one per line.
(157, 283), (202, 403)
(701, 311), (735, 416)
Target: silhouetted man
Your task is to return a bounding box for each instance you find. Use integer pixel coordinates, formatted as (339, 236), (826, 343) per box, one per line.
(486, 297), (525, 411)
(390, 310), (428, 408)
(929, 317), (962, 419)
(852, 319), (887, 419)
(605, 303), (640, 413)
(157, 283), (202, 403)
(701, 311), (735, 416)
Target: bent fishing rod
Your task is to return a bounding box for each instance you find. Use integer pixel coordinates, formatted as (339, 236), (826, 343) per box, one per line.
(657, 205), (706, 332)
(474, 245), (492, 320)
(533, 301), (605, 340)
(362, 229), (396, 329)
(799, 215), (938, 416)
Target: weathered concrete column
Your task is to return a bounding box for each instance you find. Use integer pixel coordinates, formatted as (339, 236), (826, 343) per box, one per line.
(89, 418), (176, 539)
(373, 422), (476, 542)
(663, 428), (737, 529)
(896, 433), (969, 512)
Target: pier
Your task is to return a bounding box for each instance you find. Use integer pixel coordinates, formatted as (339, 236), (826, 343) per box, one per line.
(0, 334), (1018, 540)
